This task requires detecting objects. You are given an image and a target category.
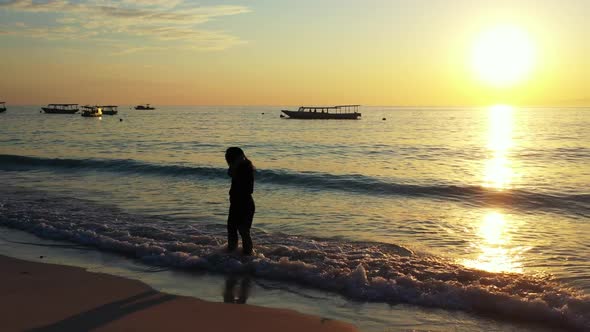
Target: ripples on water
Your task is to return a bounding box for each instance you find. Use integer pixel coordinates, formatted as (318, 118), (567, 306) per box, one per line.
(1, 106), (589, 329)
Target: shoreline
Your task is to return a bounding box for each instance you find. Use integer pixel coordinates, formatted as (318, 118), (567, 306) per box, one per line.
(0, 254), (358, 332)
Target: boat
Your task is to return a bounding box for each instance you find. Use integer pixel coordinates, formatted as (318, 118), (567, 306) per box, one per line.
(99, 105), (118, 115)
(80, 105), (102, 117)
(42, 104), (79, 114)
(281, 105), (361, 119)
(134, 104), (155, 110)
(0, 102), (6, 113)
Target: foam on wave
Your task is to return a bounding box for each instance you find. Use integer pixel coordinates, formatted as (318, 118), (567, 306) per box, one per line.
(1, 188), (588, 330)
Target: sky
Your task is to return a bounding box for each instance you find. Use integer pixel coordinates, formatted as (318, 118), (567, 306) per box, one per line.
(0, 0), (588, 106)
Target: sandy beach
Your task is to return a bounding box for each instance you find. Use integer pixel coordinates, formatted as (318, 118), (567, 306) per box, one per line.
(0, 254), (358, 332)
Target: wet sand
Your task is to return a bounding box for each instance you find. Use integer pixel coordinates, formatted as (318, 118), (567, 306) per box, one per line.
(0, 255), (358, 332)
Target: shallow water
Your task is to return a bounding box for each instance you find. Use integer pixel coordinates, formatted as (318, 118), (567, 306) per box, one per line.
(0, 227), (553, 332)
(1, 106), (589, 330)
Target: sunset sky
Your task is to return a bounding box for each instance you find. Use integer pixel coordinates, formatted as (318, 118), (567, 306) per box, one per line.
(1, 0), (588, 106)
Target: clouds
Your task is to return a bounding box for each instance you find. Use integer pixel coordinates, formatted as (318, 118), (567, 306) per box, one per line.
(0, 0), (80, 13)
(1, 21), (98, 40)
(0, 0), (250, 52)
(91, 4), (249, 24)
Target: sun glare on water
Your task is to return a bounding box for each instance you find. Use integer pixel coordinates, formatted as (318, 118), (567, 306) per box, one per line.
(471, 25), (536, 87)
(462, 211), (524, 273)
(483, 105), (515, 190)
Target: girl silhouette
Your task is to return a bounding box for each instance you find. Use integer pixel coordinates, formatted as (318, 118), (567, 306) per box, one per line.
(225, 147), (255, 255)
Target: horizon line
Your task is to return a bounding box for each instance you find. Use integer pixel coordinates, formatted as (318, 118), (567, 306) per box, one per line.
(4, 103), (590, 108)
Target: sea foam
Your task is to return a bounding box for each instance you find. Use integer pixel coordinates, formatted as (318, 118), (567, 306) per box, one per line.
(1, 187), (588, 330)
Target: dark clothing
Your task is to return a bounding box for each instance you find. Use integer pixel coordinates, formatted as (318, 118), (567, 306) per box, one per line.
(229, 160), (254, 198)
(227, 196), (255, 254)
(227, 160), (255, 254)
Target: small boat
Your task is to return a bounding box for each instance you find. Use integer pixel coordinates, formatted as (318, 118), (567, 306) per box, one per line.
(135, 104), (155, 110)
(81, 105), (102, 117)
(100, 105), (118, 115)
(281, 105), (361, 120)
(0, 102), (6, 113)
(42, 103), (79, 114)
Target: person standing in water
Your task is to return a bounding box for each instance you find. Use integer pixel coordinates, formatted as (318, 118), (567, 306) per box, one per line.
(225, 147), (255, 255)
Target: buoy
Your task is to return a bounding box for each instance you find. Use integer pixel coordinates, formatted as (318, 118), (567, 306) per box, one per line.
(120, 118), (123, 122)
(261, 112), (265, 115)
(382, 118), (386, 120)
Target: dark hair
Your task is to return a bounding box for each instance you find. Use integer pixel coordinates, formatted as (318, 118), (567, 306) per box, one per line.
(225, 147), (245, 165)
(225, 147), (256, 173)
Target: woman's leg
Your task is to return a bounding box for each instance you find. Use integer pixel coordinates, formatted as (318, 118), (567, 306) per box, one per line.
(238, 202), (255, 255)
(227, 206), (239, 251)
(238, 224), (252, 255)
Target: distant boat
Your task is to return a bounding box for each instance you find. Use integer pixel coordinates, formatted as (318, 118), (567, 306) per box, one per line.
(100, 105), (118, 115)
(81, 105), (102, 117)
(135, 104), (155, 110)
(281, 105), (361, 120)
(42, 104), (79, 114)
(0, 102), (6, 113)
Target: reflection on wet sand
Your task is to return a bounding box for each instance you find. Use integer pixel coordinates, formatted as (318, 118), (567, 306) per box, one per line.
(223, 275), (252, 304)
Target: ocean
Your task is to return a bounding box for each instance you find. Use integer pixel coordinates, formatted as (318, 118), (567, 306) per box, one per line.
(1, 105), (589, 331)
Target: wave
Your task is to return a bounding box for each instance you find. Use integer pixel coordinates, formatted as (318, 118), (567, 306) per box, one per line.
(1, 187), (588, 331)
(0, 154), (588, 215)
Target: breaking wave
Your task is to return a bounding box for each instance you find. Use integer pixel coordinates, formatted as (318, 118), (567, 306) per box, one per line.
(1, 187), (589, 330)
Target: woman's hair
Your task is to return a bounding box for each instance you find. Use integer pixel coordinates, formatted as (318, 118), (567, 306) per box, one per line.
(225, 147), (245, 165)
(225, 147), (255, 173)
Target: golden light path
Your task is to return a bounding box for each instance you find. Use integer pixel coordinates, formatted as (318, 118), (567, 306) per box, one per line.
(463, 211), (524, 273)
(463, 105), (523, 273)
(483, 104), (514, 190)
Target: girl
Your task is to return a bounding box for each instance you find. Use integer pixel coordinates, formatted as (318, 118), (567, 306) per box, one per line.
(225, 147), (255, 255)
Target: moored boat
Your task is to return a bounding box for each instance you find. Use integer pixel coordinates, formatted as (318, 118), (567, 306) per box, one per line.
(135, 104), (155, 110)
(281, 105), (361, 119)
(81, 105), (102, 117)
(100, 105), (118, 115)
(0, 102), (6, 113)
(42, 104), (79, 114)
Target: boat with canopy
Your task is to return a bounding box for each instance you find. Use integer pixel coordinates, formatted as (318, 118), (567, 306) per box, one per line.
(81, 105), (102, 117)
(99, 105), (118, 115)
(281, 105), (361, 119)
(135, 104), (155, 110)
(42, 104), (79, 114)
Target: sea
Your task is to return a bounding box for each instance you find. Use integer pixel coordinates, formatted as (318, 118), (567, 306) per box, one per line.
(0, 105), (589, 331)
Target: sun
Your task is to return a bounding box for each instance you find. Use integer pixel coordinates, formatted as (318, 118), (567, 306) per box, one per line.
(471, 25), (536, 87)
